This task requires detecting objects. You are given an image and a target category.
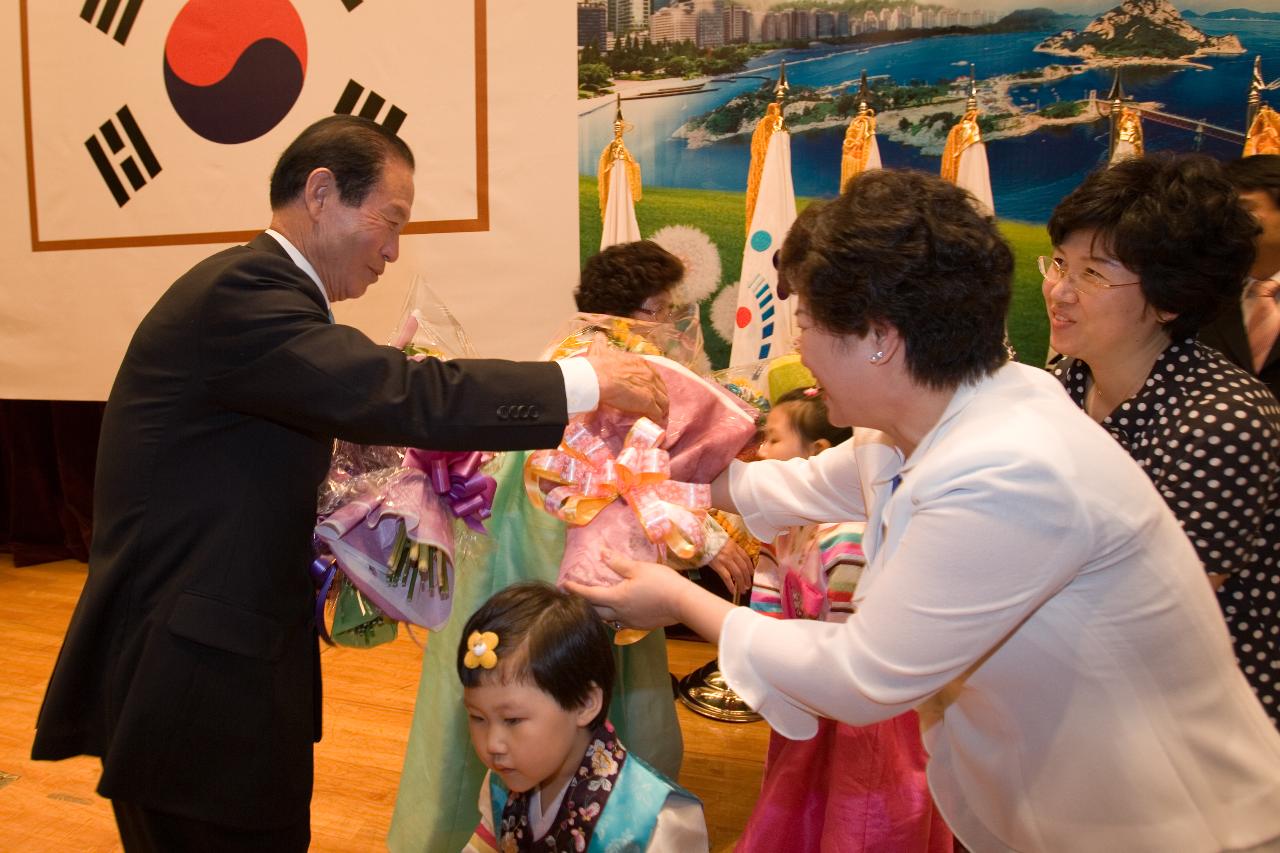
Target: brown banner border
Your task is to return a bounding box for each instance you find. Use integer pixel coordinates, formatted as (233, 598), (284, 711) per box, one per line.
(21, 0), (489, 252)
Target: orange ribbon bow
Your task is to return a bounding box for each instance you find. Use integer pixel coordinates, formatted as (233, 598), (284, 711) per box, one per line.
(524, 417), (709, 560)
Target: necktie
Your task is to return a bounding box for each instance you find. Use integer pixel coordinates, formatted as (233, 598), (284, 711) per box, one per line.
(1245, 278), (1280, 373)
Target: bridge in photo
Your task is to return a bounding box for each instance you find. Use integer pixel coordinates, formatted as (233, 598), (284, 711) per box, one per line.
(1089, 90), (1246, 147)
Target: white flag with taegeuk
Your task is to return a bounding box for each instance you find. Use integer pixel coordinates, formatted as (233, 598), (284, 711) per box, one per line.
(730, 130), (797, 367)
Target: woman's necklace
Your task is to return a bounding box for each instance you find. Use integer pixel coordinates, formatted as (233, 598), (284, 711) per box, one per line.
(1085, 380), (1106, 421)
(1086, 374), (1143, 422)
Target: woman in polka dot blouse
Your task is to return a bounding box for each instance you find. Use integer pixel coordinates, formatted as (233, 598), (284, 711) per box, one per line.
(1045, 153), (1280, 726)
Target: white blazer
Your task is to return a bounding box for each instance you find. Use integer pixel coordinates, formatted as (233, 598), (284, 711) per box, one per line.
(720, 361), (1280, 852)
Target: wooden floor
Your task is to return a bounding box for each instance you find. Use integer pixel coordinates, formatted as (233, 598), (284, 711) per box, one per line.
(0, 556), (767, 852)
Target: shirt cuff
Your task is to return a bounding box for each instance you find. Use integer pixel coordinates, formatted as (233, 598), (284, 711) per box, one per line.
(556, 357), (600, 416)
(718, 606), (820, 740)
(727, 459), (778, 542)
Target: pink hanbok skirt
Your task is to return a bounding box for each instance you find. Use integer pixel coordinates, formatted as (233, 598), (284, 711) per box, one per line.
(736, 711), (952, 853)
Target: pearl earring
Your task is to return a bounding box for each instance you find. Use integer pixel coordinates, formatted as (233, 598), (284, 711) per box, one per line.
(869, 351), (885, 363)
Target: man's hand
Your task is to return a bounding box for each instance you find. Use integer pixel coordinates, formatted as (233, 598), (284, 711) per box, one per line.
(707, 539), (754, 601)
(585, 334), (668, 423)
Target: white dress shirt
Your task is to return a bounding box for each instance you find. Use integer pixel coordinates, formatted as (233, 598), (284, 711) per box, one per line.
(263, 229), (599, 414)
(719, 361), (1280, 852)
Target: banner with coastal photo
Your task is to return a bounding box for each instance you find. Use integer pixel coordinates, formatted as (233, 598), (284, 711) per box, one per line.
(2, 2), (578, 400)
(577, 0), (1280, 368)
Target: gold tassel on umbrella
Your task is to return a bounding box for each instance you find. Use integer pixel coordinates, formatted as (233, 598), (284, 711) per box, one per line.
(1245, 58), (1280, 156)
(840, 70), (877, 191)
(745, 61), (788, 236)
(598, 94), (643, 249)
(1246, 106), (1280, 156)
(1113, 107), (1144, 161)
(941, 67), (982, 185)
(1105, 71), (1143, 164)
(598, 94), (642, 219)
(939, 64), (995, 216)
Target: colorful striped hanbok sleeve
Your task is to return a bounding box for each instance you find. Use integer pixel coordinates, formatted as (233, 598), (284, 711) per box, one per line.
(749, 541), (784, 618)
(817, 522), (866, 623)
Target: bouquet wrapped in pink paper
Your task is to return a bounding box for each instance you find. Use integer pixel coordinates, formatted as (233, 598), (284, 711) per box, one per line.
(311, 277), (496, 645)
(524, 353), (757, 590)
(540, 308), (705, 369)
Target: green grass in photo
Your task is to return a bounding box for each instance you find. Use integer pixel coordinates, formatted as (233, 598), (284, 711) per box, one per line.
(580, 176), (1051, 370)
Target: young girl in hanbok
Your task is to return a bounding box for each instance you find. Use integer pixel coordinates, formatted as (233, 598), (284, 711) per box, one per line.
(459, 582), (708, 853)
(739, 389), (952, 852)
(389, 243), (698, 853)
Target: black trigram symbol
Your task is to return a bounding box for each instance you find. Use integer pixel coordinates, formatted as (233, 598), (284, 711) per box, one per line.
(80, 0), (143, 46)
(85, 106), (161, 207)
(334, 80), (406, 135)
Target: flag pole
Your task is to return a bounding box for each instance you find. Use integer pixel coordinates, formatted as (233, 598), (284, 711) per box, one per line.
(1248, 56), (1265, 133)
(1107, 71), (1124, 162)
(745, 61), (788, 237)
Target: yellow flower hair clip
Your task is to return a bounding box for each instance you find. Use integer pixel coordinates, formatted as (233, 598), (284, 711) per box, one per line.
(464, 630), (499, 670)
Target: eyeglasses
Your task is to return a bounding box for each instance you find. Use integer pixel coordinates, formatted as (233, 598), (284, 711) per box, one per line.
(635, 302), (682, 323)
(1037, 256), (1141, 295)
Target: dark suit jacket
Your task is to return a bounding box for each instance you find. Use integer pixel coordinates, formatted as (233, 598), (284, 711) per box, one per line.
(1199, 302), (1280, 401)
(32, 234), (569, 828)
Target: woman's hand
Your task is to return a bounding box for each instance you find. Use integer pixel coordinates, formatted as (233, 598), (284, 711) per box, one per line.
(565, 549), (736, 644)
(565, 550), (691, 630)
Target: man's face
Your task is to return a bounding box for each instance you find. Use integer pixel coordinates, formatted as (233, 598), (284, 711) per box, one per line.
(1240, 188), (1280, 278)
(312, 157), (414, 302)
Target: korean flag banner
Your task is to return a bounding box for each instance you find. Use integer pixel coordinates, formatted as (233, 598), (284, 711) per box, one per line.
(22, 0), (483, 250)
(7, 1), (581, 402)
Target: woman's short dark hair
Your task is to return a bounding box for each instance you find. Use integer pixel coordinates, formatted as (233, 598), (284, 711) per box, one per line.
(269, 114), (414, 210)
(1048, 153), (1257, 340)
(780, 170), (1013, 390)
(456, 581), (614, 728)
(575, 240), (684, 317)
(1225, 153), (1280, 208)
(773, 387), (852, 447)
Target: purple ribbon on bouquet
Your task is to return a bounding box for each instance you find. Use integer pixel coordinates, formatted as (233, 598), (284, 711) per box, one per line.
(404, 449), (497, 533)
(310, 545), (338, 645)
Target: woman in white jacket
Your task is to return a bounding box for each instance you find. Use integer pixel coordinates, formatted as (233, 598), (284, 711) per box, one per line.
(570, 169), (1280, 853)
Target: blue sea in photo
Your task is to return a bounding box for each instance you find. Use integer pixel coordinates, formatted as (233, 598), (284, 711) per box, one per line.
(578, 18), (1280, 222)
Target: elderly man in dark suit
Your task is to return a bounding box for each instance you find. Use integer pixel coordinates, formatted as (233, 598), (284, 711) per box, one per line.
(31, 115), (667, 852)
(1201, 154), (1280, 399)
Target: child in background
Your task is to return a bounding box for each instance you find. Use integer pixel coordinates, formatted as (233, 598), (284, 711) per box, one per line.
(739, 388), (952, 852)
(459, 582), (708, 853)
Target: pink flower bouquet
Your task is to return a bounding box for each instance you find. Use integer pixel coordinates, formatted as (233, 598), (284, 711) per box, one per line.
(524, 355), (758, 590)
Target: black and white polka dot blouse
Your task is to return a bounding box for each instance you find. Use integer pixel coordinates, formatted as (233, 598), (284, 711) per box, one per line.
(1053, 338), (1280, 726)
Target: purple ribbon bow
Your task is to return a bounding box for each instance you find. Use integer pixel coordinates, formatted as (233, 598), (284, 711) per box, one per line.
(404, 449), (497, 533)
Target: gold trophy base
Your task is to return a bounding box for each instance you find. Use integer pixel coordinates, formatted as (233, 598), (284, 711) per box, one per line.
(676, 658), (762, 723)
